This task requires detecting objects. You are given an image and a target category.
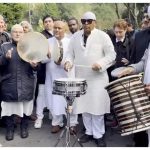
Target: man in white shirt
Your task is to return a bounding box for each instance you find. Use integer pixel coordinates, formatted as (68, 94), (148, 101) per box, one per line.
(64, 11), (116, 147)
(45, 20), (78, 134)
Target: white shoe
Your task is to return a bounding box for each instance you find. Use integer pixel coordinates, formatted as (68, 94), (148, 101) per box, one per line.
(34, 119), (43, 129)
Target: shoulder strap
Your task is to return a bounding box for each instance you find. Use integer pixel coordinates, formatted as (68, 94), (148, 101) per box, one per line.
(3, 32), (11, 42)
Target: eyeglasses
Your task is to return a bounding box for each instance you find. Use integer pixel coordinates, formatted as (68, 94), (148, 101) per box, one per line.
(143, 14), (149, 20)
(81, 19), (94, 24)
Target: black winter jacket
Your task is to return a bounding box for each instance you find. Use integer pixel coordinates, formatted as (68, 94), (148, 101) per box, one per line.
(111, 35), (134, 68)
(0, 41), (37, 102)
(130, 28), (150, 63)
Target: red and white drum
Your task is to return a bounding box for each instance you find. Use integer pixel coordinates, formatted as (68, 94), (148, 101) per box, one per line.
(105, 75), (150, 136)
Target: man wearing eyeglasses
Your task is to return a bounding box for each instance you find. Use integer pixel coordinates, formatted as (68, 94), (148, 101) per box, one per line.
(64, 11), (116, 147)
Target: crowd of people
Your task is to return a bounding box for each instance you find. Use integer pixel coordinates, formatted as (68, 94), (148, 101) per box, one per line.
(0, 5), (150, 147)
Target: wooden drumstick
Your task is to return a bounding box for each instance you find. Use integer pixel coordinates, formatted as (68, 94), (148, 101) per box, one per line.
(75, 65), (91, 69)
(67, 68), (71, 78)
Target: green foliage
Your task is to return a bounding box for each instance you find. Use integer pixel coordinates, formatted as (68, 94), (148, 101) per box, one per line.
(30, 3), (60, 31)
(0, 3), (148, 31)
(0, 3), (27, 31)
(122, 3), (148, 28)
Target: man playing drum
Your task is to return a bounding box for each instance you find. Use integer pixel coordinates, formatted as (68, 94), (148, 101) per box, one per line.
(44, 20), (78, 134)
(117, 42), (150, 146)
(64, 11), (116, 147)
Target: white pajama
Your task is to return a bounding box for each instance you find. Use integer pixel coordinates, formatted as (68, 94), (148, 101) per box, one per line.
(82, 113), (105, 139)
(45, 37), (78, 127)
(1, 100), (33, 117)
(36, 84), (47, 119)
(52, 114), (78, 127)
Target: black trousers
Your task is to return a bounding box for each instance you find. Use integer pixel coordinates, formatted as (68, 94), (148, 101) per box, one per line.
(5, 114), (29, 131)
(134, 131), (148, 147)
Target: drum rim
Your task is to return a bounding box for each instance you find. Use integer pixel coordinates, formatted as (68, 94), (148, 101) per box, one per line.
(121, 125), (150, 136)
(111, 66), (126, 77)
(54, 78), (86, 82)
(105, 74), (142, 89)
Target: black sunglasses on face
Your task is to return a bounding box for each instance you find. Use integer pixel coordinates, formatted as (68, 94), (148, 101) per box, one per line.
(81, 19), (94, 24)
(143, 14), (149, 19)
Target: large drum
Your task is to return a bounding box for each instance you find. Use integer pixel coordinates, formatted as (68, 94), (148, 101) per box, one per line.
(52, 78), (87, 97)
(105, 75), (150, 136)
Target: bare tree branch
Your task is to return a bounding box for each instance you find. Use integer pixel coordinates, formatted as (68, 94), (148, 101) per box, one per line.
(115, 3), (120, 19)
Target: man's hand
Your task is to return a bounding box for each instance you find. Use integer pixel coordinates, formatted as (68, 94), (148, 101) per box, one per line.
(117, 67), (135, 78)
(92, 63), (101, 71)
(47, 47), (51, 59)
(145, 84), (150, 96)
(121, 58), (129, 65)
(29, 60), (38, 68)
(6, 48), (13, 59)
(64, 61), (73, 72)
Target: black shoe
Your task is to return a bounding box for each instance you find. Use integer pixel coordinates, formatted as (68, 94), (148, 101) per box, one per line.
(95, 137), (106, 147)
(20, 128), (28, 138)
(5, 130), (14, 141)
(79, 134), (93, 143)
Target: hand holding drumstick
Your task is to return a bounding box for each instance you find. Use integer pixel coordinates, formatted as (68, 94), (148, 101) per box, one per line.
(64, 61), (73, 72)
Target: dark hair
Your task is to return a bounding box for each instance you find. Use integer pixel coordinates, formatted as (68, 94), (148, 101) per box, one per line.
(67, 17), (78, 25)
(124, 18), (132, 26)
(42, 15), (54, 23)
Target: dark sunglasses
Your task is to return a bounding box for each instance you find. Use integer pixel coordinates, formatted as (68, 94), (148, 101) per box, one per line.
(81, 19), (94, 24)
(143, 14), (149, 19)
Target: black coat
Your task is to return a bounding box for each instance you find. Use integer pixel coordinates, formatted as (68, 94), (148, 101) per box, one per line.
(41, 29), (53, 39)
(0, 32), (11, 83)
(131, 28), (150, 63)
(0, 41), (37, 102)
(111, 35), (134, 68)
(107, 35), (134, 82)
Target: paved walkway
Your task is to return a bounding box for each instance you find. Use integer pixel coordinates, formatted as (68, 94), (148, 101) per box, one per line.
(0, 113), (133, 147)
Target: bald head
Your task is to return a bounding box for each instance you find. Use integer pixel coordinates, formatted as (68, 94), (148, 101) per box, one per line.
(53, 20), (66, 40)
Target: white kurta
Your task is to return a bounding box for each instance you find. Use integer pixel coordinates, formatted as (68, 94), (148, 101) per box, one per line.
(45, 37), (75, 115)
(66, 28), (116, 115)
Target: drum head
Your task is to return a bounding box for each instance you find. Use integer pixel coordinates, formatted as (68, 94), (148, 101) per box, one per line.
(111, 67), (126, 77)
(50, 41), (61, 62)
(17, 32), (49, 62)
(55, 78), (86, 82)
(105, 74), (142, 89)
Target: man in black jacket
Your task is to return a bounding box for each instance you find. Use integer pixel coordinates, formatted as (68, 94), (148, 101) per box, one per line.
(0, 24), (38, 141)
(41, 15), (54, 39)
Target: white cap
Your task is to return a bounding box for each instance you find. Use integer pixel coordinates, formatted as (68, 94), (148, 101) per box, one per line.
(82, 11), (96, 20)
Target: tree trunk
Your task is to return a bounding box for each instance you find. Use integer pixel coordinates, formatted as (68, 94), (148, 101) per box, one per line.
(115, 3), (120, 19)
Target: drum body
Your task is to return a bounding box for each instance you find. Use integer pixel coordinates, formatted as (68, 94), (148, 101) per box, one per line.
(52, 78), (87, 97)
(105, 75), (150, 136)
